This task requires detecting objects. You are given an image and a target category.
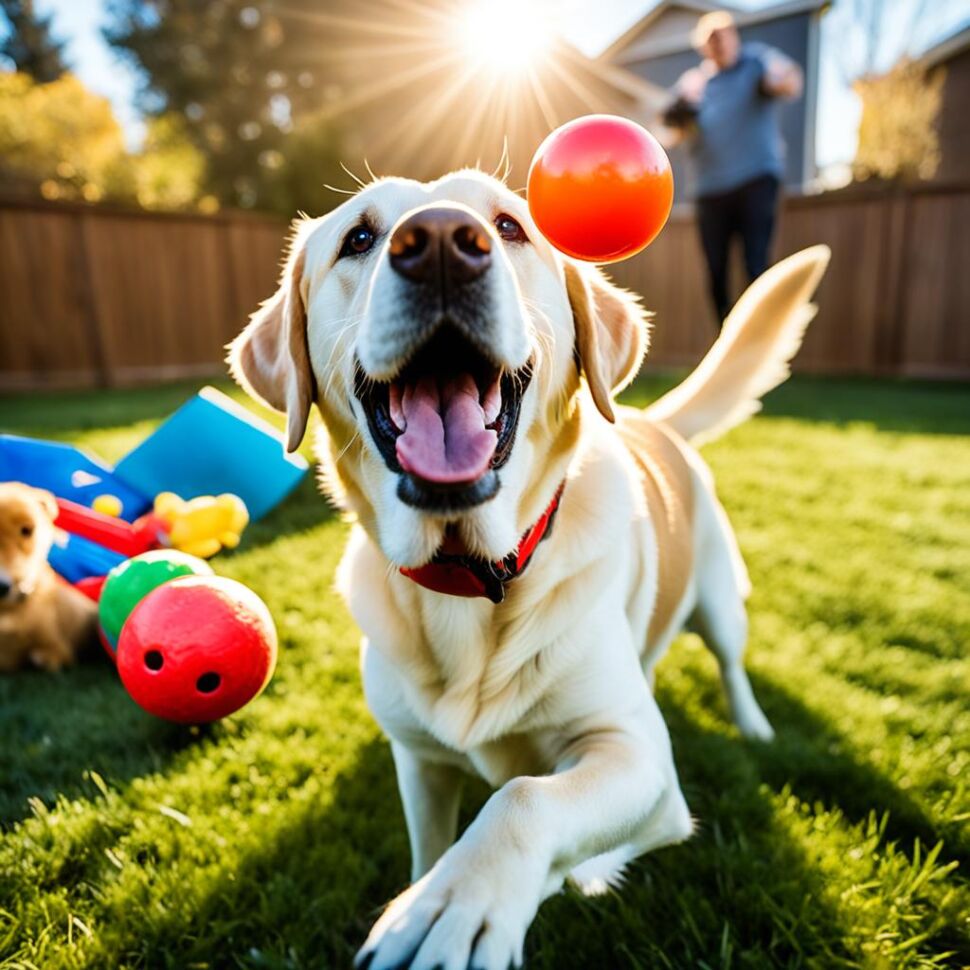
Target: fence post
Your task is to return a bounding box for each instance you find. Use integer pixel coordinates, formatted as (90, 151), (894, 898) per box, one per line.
(74, 208), (111, 388)
(875, 187), (912, 376)
(885, 188), (913, 376)
(220, 213), (241, 346)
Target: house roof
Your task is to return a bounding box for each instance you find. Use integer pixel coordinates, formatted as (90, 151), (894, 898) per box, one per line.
(600, 0), (829, 65)
(920, 19), (970, 69)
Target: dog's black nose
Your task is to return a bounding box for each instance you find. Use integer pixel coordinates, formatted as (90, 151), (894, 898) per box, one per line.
(0, 578), (12, 599)
(389, 206), (492, 287)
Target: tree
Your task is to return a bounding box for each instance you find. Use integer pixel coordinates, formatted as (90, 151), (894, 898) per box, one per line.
(259, 111), (346, 219)
(827, 0), (955, 183)
(127, 113), (210, 210)
(0, 0), (67, 82)
(0, 71), (125, 201)
(104, 0), (342, 212)
(853, 58), (944, 182)
(0, 70), (208, 209)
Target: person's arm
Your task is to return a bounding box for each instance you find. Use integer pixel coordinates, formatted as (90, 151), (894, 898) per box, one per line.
(656, 124), (687, 150)
(677, 65), (708, 103)
(758, 47), (803, 99)
(659, 96), (696, 134)
(659, 67), (707, 144)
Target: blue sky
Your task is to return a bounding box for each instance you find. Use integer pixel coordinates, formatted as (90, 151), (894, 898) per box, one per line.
(18, 0), (970, 171)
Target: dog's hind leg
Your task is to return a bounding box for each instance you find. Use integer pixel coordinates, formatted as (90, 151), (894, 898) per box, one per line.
(569, 845), (637, 896)
(689, 487), (774, 741)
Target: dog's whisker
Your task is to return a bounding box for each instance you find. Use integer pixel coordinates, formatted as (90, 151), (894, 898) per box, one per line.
(323, 183), (359, 197)
(339, 161), (368, 189)
(317, 319), (366, 397)
(326, 354), (359, 402)
(334, 428), (361, 464)
(490, 136), (512, 184)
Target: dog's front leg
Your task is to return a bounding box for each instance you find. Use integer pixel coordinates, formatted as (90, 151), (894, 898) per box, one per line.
(357, 719), (692, 970)
(392, 740), (464, 881)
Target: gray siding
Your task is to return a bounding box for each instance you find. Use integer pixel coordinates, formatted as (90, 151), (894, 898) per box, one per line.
(624, 13), (813, 200)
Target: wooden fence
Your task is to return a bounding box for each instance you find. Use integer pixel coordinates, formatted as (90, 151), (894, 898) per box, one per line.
(610, 179), (970, 379)
(0, 199), (287, 392)
(1, 182), (968, 393)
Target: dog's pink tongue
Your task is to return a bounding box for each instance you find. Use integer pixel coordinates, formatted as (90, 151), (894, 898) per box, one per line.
(396, 375), (497, 484)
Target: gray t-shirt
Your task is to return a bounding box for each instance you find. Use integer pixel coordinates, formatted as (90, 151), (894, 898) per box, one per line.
(690, 43), (785, 198)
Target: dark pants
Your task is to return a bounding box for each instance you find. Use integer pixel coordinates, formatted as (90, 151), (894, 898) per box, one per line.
(696, 173), (780, 327)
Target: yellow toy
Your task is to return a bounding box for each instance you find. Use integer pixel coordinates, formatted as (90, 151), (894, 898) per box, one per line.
(152, 492), (249, 559)
(93, 494), (123, 517)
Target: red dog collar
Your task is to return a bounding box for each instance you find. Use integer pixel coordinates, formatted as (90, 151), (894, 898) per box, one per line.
(400, 483), (565, 604)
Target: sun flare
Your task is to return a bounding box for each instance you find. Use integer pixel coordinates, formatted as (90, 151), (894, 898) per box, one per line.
(451, 0), (555, 77)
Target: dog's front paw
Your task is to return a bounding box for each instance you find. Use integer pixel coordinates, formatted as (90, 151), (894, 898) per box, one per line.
(356, 848), (544, 970)
(29, 642), (73, 672)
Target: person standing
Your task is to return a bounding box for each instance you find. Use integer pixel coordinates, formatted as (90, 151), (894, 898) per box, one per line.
(662, 11), (803, 327)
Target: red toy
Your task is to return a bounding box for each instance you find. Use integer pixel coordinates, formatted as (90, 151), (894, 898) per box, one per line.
(98, 549), (213, 650)
(527, 114), (673, 263)
(116, 576), (277, 724)
(54, 497), (158, 558)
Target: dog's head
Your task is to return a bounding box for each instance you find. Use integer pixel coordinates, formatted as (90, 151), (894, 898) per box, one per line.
(230, 171), (648, 567)
(0, 483), (58, 607)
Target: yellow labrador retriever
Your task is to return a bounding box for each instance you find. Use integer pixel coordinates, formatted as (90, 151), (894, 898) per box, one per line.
(230, 170), (829, 970)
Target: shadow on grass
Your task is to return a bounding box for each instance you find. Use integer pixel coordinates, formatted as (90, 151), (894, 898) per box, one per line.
(95, 737), (404, 970)
(748, 673), (969, 868)
(0, 654), (211, 828)
(128, 729), (858, 970)
(17, 664), (965, 967)
(110, 708), (868, 969)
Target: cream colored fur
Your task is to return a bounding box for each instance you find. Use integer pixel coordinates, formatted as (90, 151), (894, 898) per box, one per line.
(646, 245), (830, 445)
(228, 170), (829, 970)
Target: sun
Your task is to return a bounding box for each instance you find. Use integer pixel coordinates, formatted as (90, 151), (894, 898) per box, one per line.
(451, 0), (556, 78)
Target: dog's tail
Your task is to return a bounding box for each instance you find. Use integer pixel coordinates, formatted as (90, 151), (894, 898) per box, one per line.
(646, 245), (830, 446)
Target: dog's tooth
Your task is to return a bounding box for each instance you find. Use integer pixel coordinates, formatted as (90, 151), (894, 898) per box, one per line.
(389, 384), (406, 431)
(482, 378), (502, 424)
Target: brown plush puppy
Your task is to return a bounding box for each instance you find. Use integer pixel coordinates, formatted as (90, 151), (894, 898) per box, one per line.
(0, 482), (98, 672)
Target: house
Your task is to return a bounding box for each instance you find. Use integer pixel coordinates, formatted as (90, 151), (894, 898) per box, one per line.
(920, 20), (970, 183)
(599, 0), (828, 201)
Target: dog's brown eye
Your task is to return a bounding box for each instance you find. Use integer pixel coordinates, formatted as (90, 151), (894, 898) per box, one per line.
(20, 524), (33, 538)
(495, 214), (527, 243)
(339, 224), (376, 258)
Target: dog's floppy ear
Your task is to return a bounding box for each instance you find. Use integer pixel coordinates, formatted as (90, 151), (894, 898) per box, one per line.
(228, 223), (316, 452)
(564, 261), (650, 423)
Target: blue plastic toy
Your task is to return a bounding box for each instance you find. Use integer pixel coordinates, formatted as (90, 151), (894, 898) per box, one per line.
(49, 531), (127, 584)
(1, 386), (309, 581)
(114, 387), (308, 521)
(0, 435), (149, 520)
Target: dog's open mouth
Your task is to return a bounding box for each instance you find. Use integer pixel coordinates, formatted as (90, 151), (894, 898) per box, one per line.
(354, 327), (532, 511)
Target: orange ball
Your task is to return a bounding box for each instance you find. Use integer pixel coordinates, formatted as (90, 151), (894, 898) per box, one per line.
(527, 114), (674, 263)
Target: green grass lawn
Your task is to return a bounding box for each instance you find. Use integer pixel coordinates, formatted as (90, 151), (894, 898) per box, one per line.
(1, 374), (968, 970)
